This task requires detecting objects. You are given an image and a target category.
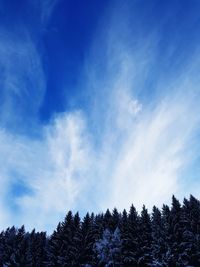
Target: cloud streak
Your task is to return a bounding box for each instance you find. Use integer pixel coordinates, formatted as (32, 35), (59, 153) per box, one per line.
(0, 0), (200, 232)
(0, 28), (45, 132)
(0, 112), (92, 231)
(80, 1), (200, 212)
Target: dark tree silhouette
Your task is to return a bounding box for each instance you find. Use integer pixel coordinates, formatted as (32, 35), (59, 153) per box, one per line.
(0, 195), (200, 266)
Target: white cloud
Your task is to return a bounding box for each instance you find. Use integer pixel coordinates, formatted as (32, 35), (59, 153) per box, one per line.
(0, 0), (59, 132)
(79, 4), (200, 213)
(128, 99), (142, 115)
(0, 0), (200, 233)
(104, 92), (199, 211)
(0, 45), (200, 232)
(91, 65), (200, 213)
(0, 112), (92, 231)
(0, 28), (45, 131)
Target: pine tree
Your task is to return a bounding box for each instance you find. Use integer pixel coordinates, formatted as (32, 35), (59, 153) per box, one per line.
(94, 227), (122, 267)
(12, 226), (27, 266)
(151, 206), (166, 266)
(46, 222), (63, 266)
(162, 195), (184, 266)
(26, 229), (47, 267)
(78, 213), (96, 266)
(1, 195), (200, 266)
(2, 226), (17, 266)
(161, 203), (175, 266)
(103, 209), (113, 231)
(137, 206), (153, 266)
(111, 208), (121, 231)
(57, 211), (75, 266)
(182, 195), (200, 266)
(0, 230), (5, 266)
(47, 211), (76, 266)
(93, 213), (104, 241)
(121, 205), (139, 266)
(109, 227), (122, 266)
(72, 212), (82, 266)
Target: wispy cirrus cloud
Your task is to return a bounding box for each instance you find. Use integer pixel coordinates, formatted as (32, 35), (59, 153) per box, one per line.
(31, 0), (60, 26)
(0, 28), (45, 130)
(85, 50), (200, 212)
(80, 1), (200, 212)
(0, 0), (60, 133)
(0, 112), (92, 231)
(1, 39), (200, 231)
(0, 0), (200, 232)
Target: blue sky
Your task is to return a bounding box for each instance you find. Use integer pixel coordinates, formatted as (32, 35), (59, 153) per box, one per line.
(0, 0), (200, 232)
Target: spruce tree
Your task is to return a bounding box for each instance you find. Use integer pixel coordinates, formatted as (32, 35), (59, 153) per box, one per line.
(94, 227), (122, 267)
(151, 206), (166, 266)
(121, 205), (139, 266)
(57, 211), (75, 266)
(1, 195), (200, 266)
(26, 229), (47, 267)
(137, 206), (153, 266)
(12, 226), (27, 266)
(2, 226), (17, 266)
(111, 208), (121, 231)
(70, 212), (82, 266)
(46, 222), (63, 266)
(182, 195), (200, 266)
(79, 213), (96, 266)
(103, 209), (113, 231)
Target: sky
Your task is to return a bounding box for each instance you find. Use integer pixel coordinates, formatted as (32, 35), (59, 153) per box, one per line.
(0, 0), (200, 232)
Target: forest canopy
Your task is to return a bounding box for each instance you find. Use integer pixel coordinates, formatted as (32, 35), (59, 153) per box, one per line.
(0, 195), (200, 266)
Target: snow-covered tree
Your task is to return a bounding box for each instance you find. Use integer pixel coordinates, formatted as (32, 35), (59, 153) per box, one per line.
(1, 195), (200, 266)
(94, 227), (122, 267)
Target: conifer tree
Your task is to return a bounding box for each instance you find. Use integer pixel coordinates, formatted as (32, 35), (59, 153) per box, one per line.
(2, 226), (17, 266)
(103, 209), (113, 231)
(151, 206), (166, 266)
(1, 195), (200, 266)
(94, 227), (122, 267)
(182, 195), (200, 266)
(111, 208), (121, 231)
(58, 211), (75, 266)
(26, 229), (47, 267)
(93, 213), (104, 240)
(79, 213), (96, 266)
(121, 205), (139, 266)
(46, 222), (63, 266)
(12, 225), (27, 266)
(138, 206), (153, 266)
(169, 195), (183, 266)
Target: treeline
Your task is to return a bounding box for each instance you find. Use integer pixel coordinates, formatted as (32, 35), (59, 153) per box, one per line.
(0, 195), (200, 266)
